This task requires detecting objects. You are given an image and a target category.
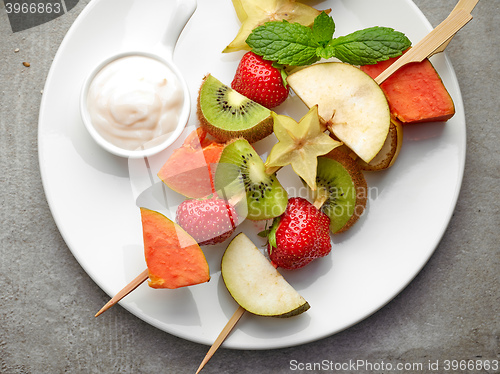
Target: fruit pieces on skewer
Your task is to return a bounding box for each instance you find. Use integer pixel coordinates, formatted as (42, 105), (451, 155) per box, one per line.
(95, 208), (211, 317)
(96, 44), (373, 321)
(212, 105), (342, 221)
(100, 2), (477, 364)
(196, 149), (369, 371)
(195, 231), (312, 374)
(97, 138), (242, 316)
(188, 110), (366, 370)
(95, 196), (240, 316)
(226, 7), (466, 172)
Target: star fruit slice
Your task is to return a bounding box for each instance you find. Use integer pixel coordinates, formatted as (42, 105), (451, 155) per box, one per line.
(223, 0), (331, 53)
(265, 105), (342, 191)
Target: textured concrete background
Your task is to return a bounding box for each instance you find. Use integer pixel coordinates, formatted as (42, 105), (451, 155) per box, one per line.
(0, 0), (498, 373)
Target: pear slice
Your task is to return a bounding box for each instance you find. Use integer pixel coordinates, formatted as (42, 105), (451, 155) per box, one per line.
(357, 118), (403, 171)
(287, 62), (391, 164)
(223, 0), (329, 53)
(265, 105), (342, 190)
(221, 233), (310, 317)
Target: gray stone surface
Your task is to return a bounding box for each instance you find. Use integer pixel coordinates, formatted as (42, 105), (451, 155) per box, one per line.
(0, 0), (498, 373)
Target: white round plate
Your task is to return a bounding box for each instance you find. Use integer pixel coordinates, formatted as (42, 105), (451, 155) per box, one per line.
(39, 0), (465, 349)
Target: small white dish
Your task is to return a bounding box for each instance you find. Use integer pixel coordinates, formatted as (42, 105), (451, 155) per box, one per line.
(79, 0), (197, 159)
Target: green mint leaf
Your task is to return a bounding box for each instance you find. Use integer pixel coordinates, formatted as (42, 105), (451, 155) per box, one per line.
(326, 26), (412, 65)
(246, 21), (320, 66)
(312, 11), (335, 47)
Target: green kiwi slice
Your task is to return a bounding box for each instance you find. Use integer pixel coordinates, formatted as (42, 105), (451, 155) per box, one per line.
(197, 74), (273, 143)
(215, 138), (288, 221)
(313, 150), (368, 233)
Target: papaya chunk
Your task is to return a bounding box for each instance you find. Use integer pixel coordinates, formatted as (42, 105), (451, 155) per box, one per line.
(360, 53), (455, 124)
(158, 128), (225, 198)
(140, 208), (210, 289)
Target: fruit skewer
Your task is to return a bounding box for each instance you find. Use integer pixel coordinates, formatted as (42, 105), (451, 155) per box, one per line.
(93, 187), (322, 319)
(95, 0), (472, 322)
(97, 0), (478, 365)
(195, 3), (478, 371)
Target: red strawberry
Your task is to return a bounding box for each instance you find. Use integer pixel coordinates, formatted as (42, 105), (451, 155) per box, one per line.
(176, 197), (238, 246)
(231, 51), (289, 109)
(267, 197), (331, 270)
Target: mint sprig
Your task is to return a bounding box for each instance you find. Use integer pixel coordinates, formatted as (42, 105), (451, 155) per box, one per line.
(246, 12), (411, 66)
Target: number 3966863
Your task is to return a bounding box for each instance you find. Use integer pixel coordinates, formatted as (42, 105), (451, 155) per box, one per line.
(5, 2), (62, 14)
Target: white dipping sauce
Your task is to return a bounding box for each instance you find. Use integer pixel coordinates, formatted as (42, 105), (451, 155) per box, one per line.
(86, 55), (183, 151)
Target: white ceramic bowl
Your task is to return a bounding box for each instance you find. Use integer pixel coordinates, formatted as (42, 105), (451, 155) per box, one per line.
(79, 0), (196, 159)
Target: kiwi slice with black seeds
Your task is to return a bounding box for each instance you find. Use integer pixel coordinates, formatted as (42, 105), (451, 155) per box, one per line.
(313, 149), (368, 233)
(215, 138), (288, 221)
(197, 74), (273, 143)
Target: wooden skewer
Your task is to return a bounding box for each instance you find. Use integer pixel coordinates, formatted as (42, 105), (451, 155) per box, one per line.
(375, 7), (473, 84)
(430, 0), (479, 56)
(94, 269), (149, 317)
(195, 305), (246, 374)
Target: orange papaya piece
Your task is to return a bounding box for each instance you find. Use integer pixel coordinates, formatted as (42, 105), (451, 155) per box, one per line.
(158, 128), (225, 198)
(140, 207), (210, 289)
(360, 52), (455, 124)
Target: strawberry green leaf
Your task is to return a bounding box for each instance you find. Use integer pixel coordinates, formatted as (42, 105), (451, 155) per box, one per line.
(257, 230), (270, 238)
(267, 216), (281, 249)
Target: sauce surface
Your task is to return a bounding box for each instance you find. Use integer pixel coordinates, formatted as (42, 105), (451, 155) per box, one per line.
(86, 56), (183, 151)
